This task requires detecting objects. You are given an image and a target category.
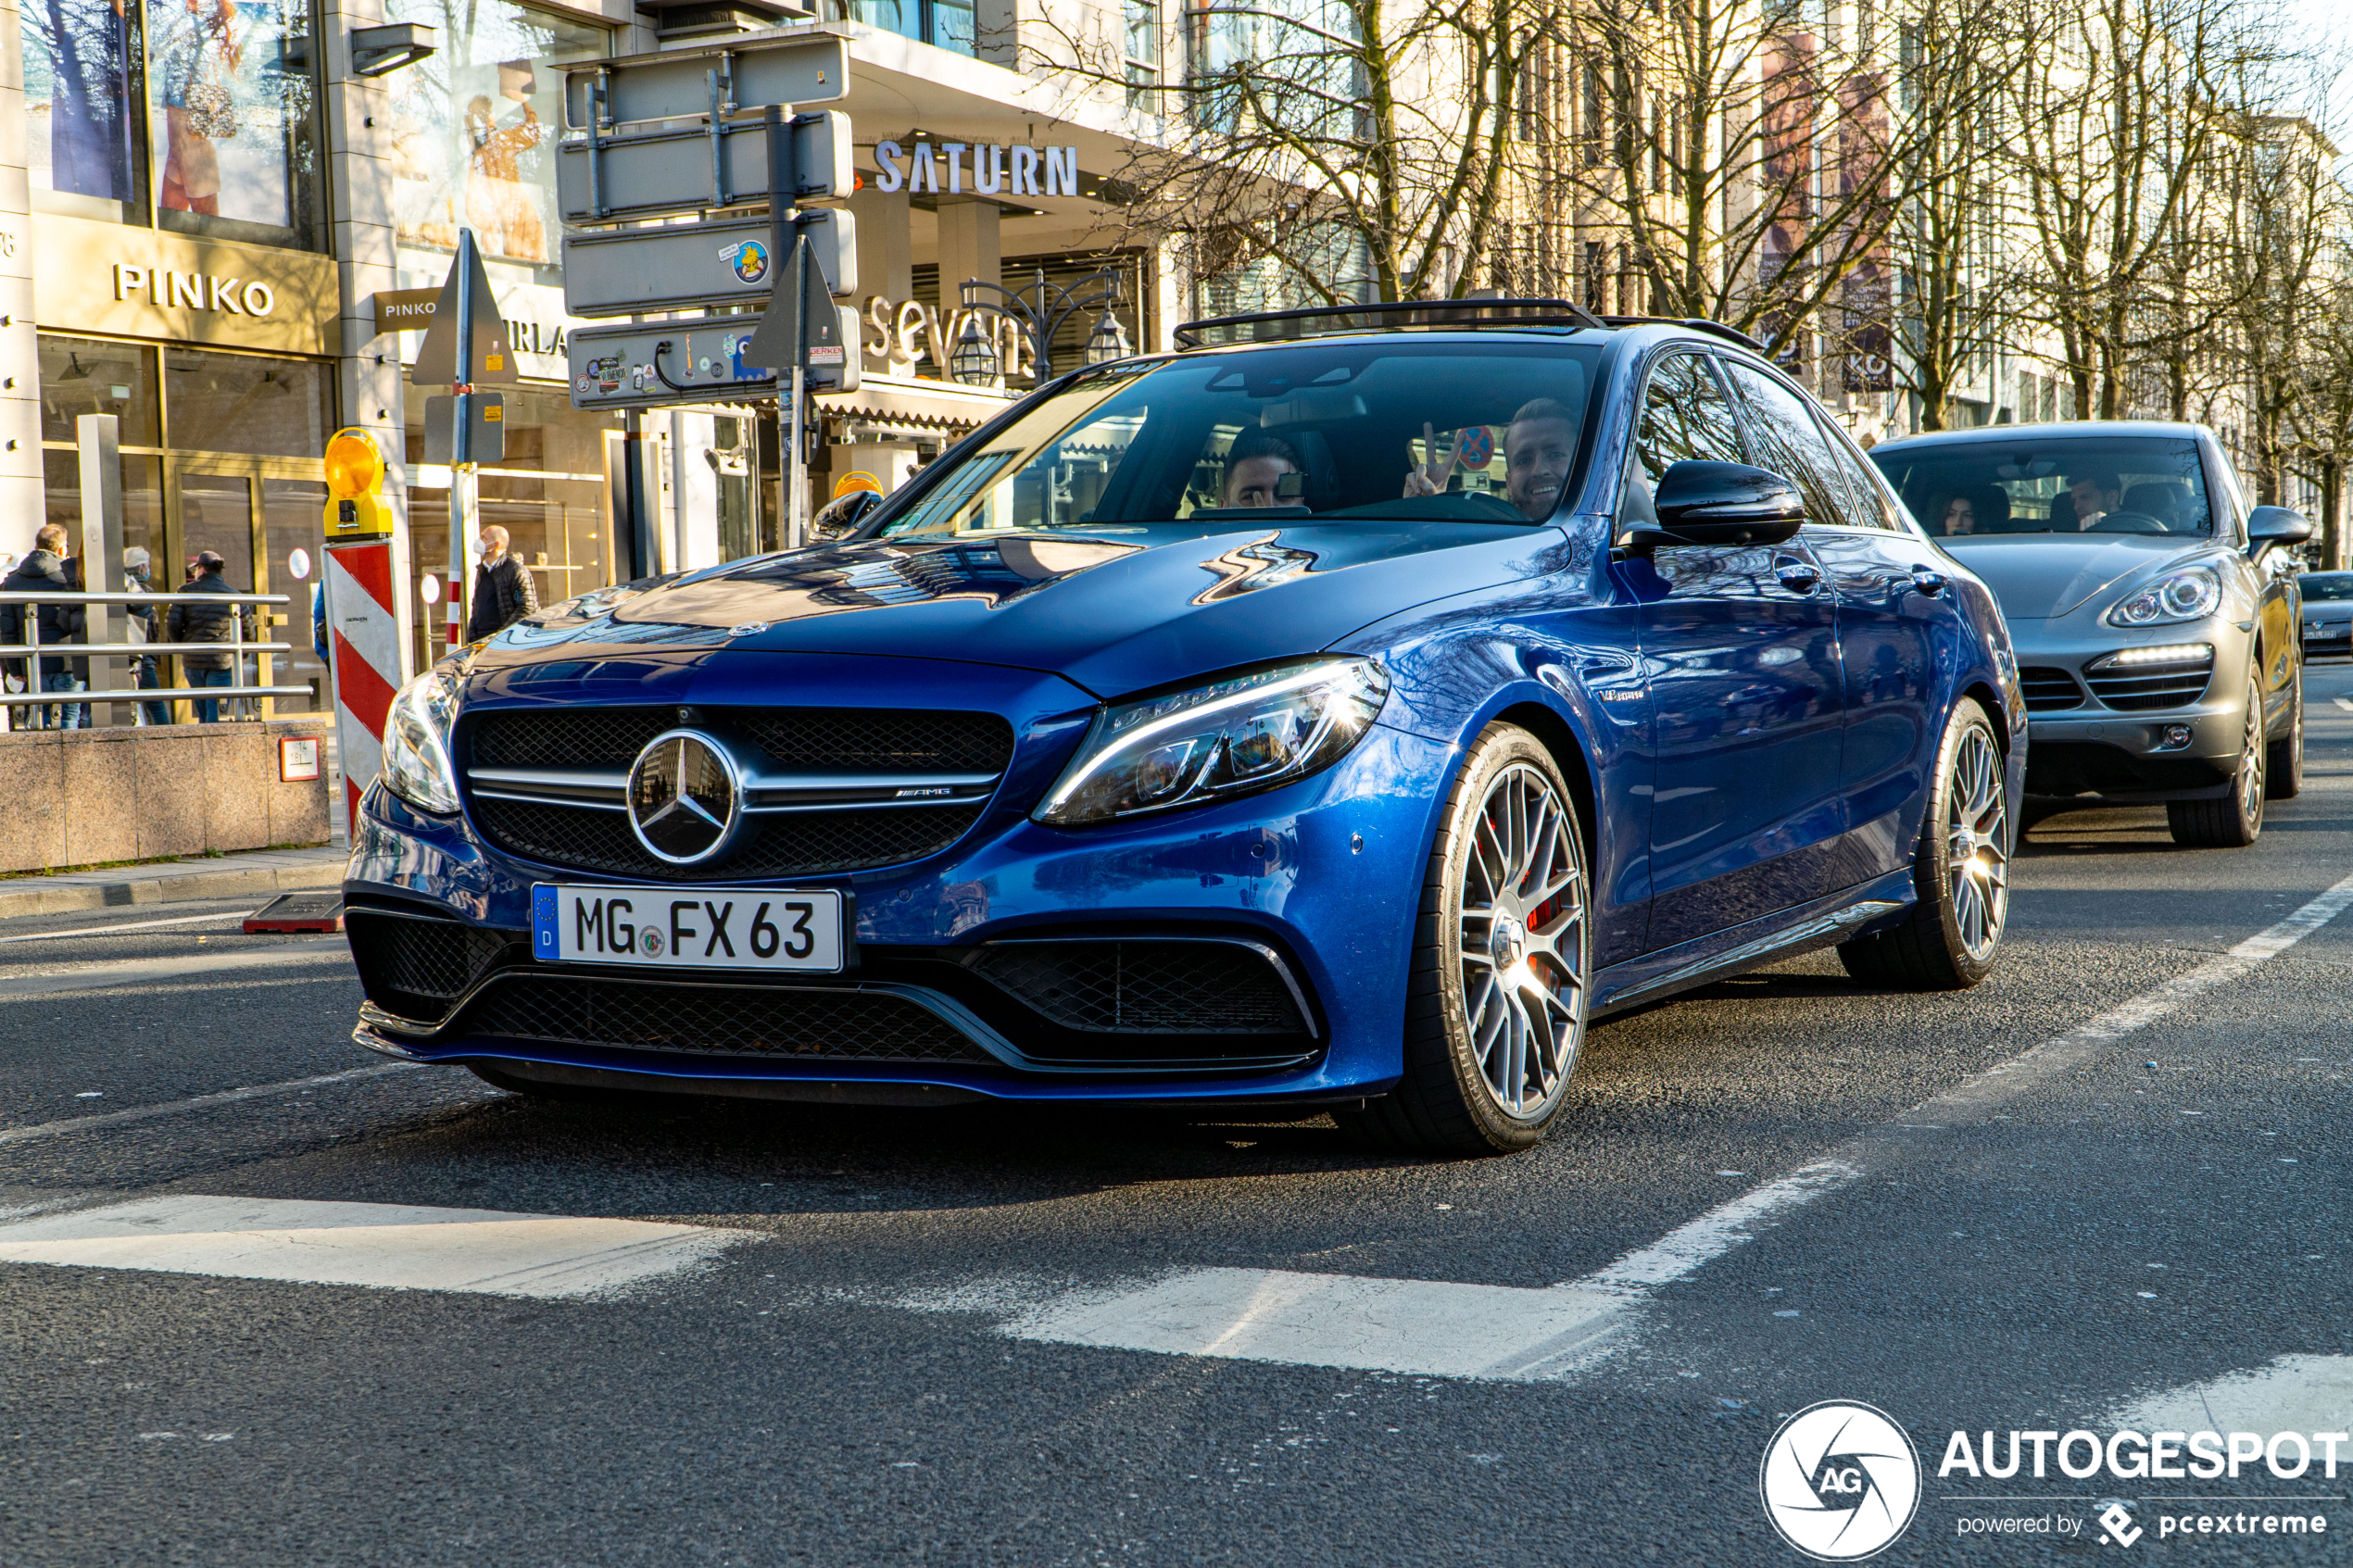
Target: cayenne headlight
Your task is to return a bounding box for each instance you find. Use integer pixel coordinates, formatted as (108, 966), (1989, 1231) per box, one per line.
(2106, 567), (2221, 628)
(1038, 659), (1390, 826)
(381, 667), (461, 815)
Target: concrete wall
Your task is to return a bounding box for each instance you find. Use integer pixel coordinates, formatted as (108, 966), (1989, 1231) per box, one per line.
(0, 719), (333, 875)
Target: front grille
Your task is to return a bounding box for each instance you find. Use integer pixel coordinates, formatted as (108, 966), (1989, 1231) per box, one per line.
(346, 909), (515, 1022)
(452, 973), (995, 1064)
(467, 706), (1013, 772)
(969, 940), (1310, 1035)
(2085, 655), (2214, 711)
(460, 705), (1015, 879)
(2019, 667), (2084, 712)
(470, 797), (989, 881)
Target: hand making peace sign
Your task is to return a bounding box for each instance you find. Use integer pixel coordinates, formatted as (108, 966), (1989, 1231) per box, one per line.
(1401, 421), (1462, 498)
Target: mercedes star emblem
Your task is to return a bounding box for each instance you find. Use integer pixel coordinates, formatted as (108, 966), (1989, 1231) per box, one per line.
(626, 729), (743, 864)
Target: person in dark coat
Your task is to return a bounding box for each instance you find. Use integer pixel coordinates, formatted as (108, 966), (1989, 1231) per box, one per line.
(0, 526), (88, 729)
(165, 550), (253, 723)
(123, 546), (170, 726)
(466, 525), (539, 641)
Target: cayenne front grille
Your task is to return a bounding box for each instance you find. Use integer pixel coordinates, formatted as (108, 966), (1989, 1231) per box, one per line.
(2084, 648), (2215, 712)
(2018, 667), (2084, 713)
(451, 973), (996, 1064)
(459, 706), (1014, 879)
(346, 908), (516, 1022)
(969, 939), (1313, 1035)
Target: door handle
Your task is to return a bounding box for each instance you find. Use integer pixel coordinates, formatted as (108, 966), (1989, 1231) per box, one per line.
(1910, 567), (1947, 596)
(1774, 560), (1821, 594)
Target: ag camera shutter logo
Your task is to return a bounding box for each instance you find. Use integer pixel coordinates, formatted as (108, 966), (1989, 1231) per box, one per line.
(1759, 1400), (1922, 1560)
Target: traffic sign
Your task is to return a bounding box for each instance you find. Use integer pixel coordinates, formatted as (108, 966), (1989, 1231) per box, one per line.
(557, 110), (851, 225)
(561, 35), (847, 130)
(411, 232), (515, 386)
(743, 234), (857, 384)
(562, 209), (855, 320)
(423, 392), (506, 465)
(568, 320), (781, 413)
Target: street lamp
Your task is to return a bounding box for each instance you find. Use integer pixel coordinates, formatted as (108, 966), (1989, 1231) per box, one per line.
(959, 265), (1134, 388)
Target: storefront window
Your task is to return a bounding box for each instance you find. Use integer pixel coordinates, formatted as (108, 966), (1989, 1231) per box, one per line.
(143, 0), (326, 245)
(24, 0), (145, 212)
(383, 0), (608, 267)
(163, 348), (332, 456)
(41, 335), (163, 445)
(843, 0), (974, 54)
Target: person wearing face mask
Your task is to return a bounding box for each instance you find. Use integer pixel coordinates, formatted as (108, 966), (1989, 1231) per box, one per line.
(1400, 398), (1579, 521)
(466, 526), (540, 642)
(122, 547), (171, 727)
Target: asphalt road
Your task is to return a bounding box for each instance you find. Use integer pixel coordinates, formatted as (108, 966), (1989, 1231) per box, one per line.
(4, 670), (2350, 1565)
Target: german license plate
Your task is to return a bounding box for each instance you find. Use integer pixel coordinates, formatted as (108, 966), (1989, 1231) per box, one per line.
(532, 884), (844, 973)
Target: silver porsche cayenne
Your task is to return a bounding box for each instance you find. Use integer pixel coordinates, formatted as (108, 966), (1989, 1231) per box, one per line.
(1871, 421), (2309, 847)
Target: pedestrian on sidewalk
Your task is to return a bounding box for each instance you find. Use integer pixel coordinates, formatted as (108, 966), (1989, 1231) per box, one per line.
(123, 547), (171, 726)
(0, 526), (88, 730)
(466, 526), (538, 642)
(166, 550), (252, 723)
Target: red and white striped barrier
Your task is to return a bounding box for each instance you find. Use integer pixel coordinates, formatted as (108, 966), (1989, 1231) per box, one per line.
(322, 535), (413, 828)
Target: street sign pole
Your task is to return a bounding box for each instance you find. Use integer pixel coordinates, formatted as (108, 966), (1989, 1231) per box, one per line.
(448, 232), (475, 652)
(763, 106), (809, 551)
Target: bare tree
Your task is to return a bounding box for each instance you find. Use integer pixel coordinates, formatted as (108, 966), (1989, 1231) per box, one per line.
(1037, 0), (1563, 307)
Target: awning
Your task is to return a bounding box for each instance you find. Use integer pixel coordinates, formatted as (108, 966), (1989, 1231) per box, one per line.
(814, 371), (1014, 433)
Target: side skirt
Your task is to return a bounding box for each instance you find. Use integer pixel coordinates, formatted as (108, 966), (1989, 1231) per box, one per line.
(1589, 867), (1916, 1019)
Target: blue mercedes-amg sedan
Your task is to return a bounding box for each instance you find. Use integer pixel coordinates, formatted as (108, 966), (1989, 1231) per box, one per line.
(345, 301), (2025, 1155)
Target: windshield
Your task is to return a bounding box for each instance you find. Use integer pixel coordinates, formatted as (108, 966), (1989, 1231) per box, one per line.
(877, 341), (1603, 539)
(1870, 436), (2215, 540)
(2302, 573), (2353, 601)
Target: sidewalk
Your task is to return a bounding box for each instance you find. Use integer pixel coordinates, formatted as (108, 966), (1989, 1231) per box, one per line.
(0, 840), (351, 921)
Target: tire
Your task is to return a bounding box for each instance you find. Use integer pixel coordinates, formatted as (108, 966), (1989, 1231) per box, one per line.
(1837, 697), (2009, 991)
(2168, 673), (2265, 847)
(1336, 725), (1592, 1158)
(2265, 673), (2303, 800)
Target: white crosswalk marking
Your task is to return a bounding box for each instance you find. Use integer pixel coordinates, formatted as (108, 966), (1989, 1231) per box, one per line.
(0, 1195), (750, 1298)
(2108, 1354), (2353, 1438)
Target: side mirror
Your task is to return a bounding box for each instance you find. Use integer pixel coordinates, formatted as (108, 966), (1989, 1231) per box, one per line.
(1624, 460), (1807, 549)
(810, 488), (883, 544)
(2247, 505), (2312, 560)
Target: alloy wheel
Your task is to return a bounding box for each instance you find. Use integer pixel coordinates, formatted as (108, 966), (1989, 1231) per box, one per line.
(2239, 685), (2266, 824)
(1454, 762), (1588, 1120)
(1944, 724), (2009, 962)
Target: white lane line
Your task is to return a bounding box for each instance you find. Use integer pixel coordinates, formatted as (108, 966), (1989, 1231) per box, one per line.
(0, 938), (351, 997)
(0, 909), (260, 945)
(2107, 1354), (2353, 1438)
(0, 1194), (749, 1298)
(2334, 696), (2353, 713)
(911, 867), (2353, 1381)
(0, 1064), (421, 1148)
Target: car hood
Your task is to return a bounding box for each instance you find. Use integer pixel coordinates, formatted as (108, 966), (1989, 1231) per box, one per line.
(475, 520), (1569, 699)
(1935, 533), (2218, 620)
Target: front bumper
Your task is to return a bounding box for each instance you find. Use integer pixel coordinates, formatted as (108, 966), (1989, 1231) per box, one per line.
(344, 718), (1453, 1106)
(2011, 620), (2251, 800)
(2301, 615), (2353, 658)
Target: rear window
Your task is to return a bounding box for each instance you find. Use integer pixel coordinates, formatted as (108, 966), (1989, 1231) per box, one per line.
(1870, 436), (2213, 539)
(878, 341), (1603, 537)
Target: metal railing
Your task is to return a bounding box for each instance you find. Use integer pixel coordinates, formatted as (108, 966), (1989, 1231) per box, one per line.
(0, 588), (313, 720)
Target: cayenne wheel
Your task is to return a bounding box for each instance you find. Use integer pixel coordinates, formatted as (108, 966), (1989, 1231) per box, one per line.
(2168, 673), (2265, 847)
(1838, 697), (2008, 991)
(1337, 725), (1591, 1157)
(2264, 674), (2303, 800)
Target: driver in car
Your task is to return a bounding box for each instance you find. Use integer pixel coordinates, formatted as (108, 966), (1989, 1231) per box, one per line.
(1402, 398), (1579, 521)
(2061, 468), (2123, 530)
(1222, 433), (1307, 508)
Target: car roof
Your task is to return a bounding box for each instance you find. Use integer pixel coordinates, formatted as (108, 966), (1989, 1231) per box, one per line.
(1875, 420), (2216, 452)
(1169, 299), (1764, 358)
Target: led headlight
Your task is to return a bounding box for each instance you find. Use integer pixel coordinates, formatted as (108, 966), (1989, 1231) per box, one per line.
(1038, 659), (1390, 826)
(380, 666), (461, 815)
(2106, 566), (2221, 628)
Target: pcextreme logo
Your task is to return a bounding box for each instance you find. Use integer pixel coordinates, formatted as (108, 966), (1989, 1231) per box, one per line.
(1760, 1401), (1924, 1561)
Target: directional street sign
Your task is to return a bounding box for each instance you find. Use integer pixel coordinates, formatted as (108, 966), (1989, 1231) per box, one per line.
(411, 232), (516, 387)
(557, 111), (850, 224)
(562, 211), (855, 320)
(569, 319), (781, 413)
(561, 35), (847, 129)
(744, 234), (856, 379)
